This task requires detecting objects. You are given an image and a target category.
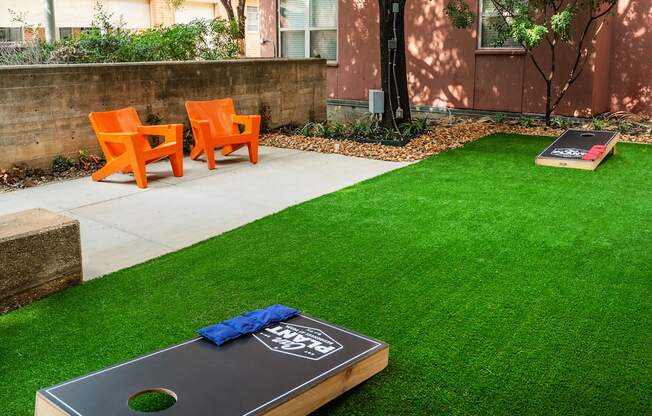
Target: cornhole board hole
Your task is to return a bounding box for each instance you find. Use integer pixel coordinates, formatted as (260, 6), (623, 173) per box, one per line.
(35, 314), (388, 416)
(535, 129), (620, 170)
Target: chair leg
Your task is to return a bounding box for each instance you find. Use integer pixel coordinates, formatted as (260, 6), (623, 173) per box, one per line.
(247, 140), (258, 164)
(190, 144), (203, 160)
(133, 159), (148, 189)
(91, 157), (129, 182)
(169, 152), (183, 177)
(205, 145), (216, 170)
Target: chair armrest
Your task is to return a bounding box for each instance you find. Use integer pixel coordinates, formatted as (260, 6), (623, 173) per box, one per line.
(137, 124), (183, 144)
(231, 115), (261, 135)
(97, 132), (138, 143)
(189, 118), (211, 140)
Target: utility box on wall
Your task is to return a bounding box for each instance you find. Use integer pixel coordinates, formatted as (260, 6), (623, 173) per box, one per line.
(369, 89), (384, 114)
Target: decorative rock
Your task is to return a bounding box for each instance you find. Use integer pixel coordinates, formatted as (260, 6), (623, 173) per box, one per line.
(0, 209), (82, 313)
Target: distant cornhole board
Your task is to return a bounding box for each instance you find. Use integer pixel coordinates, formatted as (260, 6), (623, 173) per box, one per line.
(536, 129), (620, 170)
(35, 315), (388, 416)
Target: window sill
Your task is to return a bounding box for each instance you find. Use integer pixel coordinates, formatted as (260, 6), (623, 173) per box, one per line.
(475, 49), (526, 56)
(326, 61), (338, 67)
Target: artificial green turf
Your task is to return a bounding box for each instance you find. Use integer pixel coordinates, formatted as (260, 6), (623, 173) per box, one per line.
(1, 134), (650, 415)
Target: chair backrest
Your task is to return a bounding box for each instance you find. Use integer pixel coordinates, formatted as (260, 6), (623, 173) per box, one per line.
(185, 98), (239, 138)
(89, 107), (143, 160)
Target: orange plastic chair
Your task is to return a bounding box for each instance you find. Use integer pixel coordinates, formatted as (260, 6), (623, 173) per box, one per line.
(88, 107), (183, 189)
(185, 98), (260, 170)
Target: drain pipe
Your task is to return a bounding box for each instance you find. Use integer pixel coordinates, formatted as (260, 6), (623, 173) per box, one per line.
(43, 0), (56, 42)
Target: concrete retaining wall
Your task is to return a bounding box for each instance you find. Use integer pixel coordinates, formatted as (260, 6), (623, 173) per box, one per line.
(0, 59), (327, 169)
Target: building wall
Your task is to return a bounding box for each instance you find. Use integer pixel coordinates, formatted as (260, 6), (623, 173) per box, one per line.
(608, 0), (651, 114)
(1, 0), (152, 30)
(0, 59), (327, 169)
(260, 0), (651, 117)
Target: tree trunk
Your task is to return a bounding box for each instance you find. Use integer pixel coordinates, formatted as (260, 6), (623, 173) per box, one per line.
(545, 80), (552, 125)
(378, 0), (411, 130)
(237, 38), (246, 56)
(220, 0), (247, 56)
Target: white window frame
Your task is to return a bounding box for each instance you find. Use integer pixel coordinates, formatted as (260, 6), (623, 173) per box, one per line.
(277, 0), (338, 63)
(246, 6), (259, 33)
(477, 0), (523, 50)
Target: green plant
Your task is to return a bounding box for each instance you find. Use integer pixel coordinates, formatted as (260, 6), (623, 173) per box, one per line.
(323, 122), (347, 139)
(591, 117), (606, 130)
(616, 121), (631, 134)
(295, 116), (429, 144)
(493, 113), (506, 123)
(5, 2), (239, 65)
(519, 116), (535, 127)
(51, 155), (76, 173)
(400, 117), (429, 137)
(551, 116), (570, 129)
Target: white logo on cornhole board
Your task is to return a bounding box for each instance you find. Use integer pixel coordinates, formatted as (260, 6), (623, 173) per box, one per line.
(551, 147), (587, 158)
(254, 322), (343, 360)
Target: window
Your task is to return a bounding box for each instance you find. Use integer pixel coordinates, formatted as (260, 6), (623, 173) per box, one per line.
(59, 27), (92, 40)
(478, 0), (520, 48)
(59, 28), (73, 40)
(0, 27), (23, 43)
(246, 6), (259, 32)
(278, 0), (337, 62)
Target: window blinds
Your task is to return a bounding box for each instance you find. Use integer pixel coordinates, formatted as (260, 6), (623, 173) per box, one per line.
(280, 0), (307, 29)
(281, 31), (306, 57)
(310, 0), (337, 28)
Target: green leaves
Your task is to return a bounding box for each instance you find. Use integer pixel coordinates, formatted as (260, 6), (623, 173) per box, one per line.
(445, 0), (475, 29)
(294, 117), (429, 143)
(4, 0), (240, 65)
(510, 18), (548, 49)
(550, 6), (575, 41)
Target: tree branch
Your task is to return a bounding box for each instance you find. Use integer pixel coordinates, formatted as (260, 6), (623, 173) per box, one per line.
(219, 0), (235, 21)
(550, 1), (616, 112)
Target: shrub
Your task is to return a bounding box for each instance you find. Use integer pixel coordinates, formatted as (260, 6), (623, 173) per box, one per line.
(617, 121), (631, 134)
(519, 116), (535, 127)
(493, 113), (506, 123)
(591, 117), (606, 130)
(51, 155), (76, 173)
(551, 116), (570, 129)
(2, 2), (239, 65)
(295, 116), (430, 143)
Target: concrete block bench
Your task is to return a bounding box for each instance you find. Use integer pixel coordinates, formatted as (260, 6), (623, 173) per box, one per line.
(0, 209), (82, 313)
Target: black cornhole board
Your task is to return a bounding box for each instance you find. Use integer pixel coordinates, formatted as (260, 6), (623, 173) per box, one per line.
(35, 315), (388, 416)
(535, 129), (620, 170)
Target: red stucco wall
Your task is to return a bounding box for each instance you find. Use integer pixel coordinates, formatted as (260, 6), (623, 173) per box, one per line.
(609, 0), (651, 115)
(259, 0), (651, 117)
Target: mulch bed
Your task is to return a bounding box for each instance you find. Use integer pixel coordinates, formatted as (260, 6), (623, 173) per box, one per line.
(261, 120), (652, 162)
(1, 165), (101, 193)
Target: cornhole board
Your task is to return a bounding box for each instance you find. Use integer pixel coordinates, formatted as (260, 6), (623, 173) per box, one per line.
(535, 129), (620, 170)
(35, 314), (388, 416)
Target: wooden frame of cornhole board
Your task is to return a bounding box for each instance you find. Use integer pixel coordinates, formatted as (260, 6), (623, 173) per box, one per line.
(35, 314), (388, 416)
(535, 129), (620, 170)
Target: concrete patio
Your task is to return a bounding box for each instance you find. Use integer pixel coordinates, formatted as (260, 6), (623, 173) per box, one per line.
(0, 146), (410, 279)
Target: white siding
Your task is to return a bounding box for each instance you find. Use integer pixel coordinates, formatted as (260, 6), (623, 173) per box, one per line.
(175, 2), (215, 24)
(1, 0), (43, 27)
(1, 0), (150, 29)
(104, 0), (151, 29)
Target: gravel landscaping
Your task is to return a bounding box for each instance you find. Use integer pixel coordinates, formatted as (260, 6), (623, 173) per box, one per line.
(261, 118), (652, 162)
